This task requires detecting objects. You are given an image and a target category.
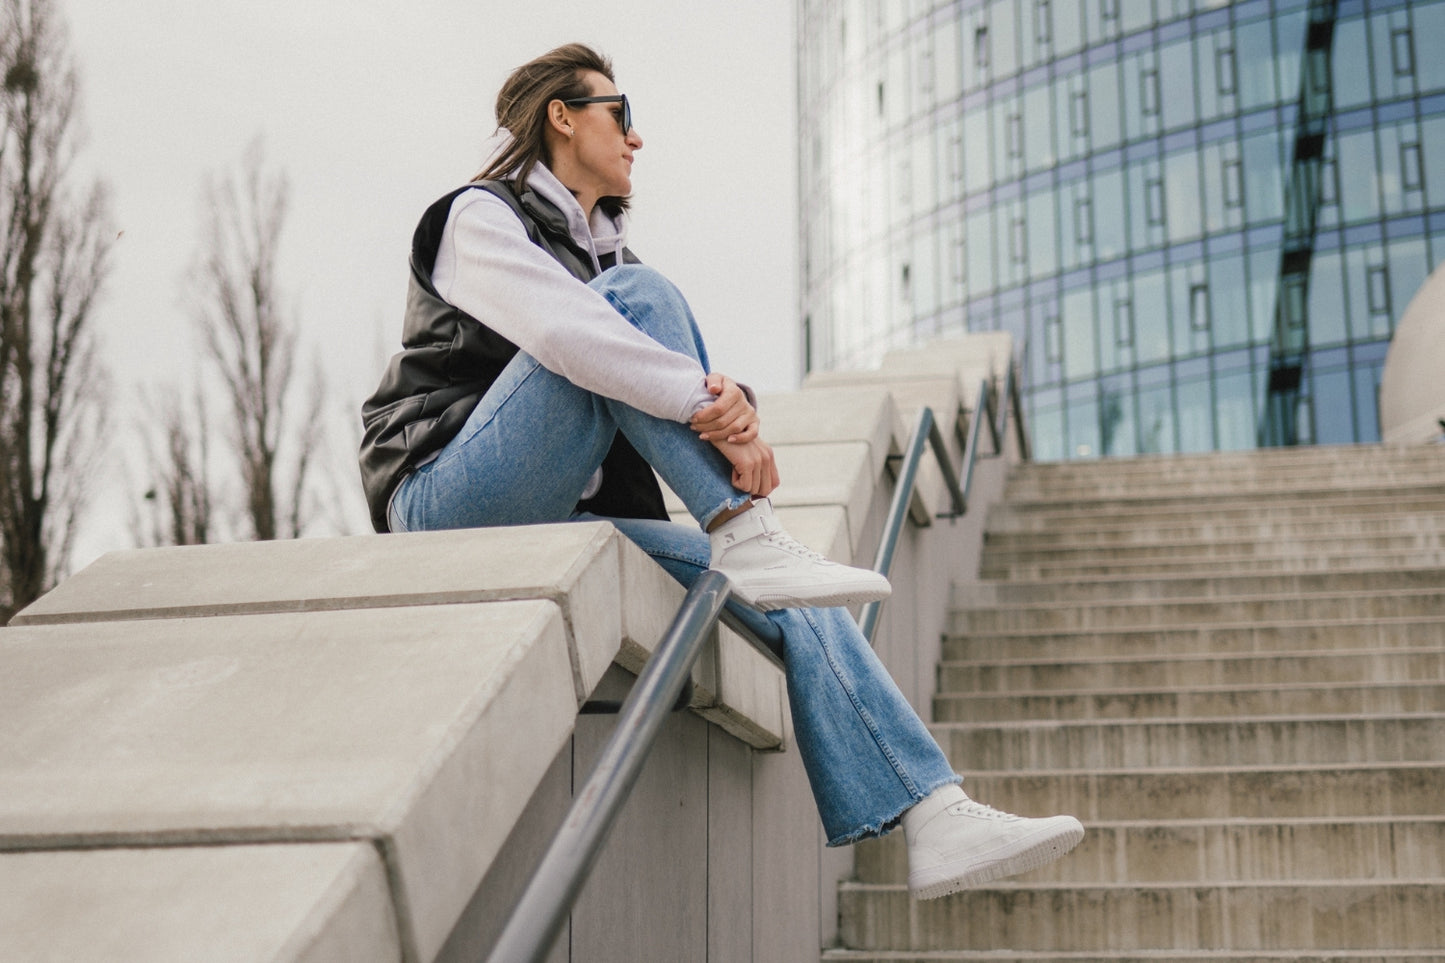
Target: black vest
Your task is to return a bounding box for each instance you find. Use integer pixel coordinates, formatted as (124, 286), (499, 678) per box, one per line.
(358, 181), (668, 532)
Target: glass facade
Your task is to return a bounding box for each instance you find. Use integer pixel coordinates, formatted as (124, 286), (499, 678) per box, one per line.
(798, 0), (1445, 458)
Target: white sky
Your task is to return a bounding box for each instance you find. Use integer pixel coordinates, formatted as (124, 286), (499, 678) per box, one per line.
(61, 0), (800, 566)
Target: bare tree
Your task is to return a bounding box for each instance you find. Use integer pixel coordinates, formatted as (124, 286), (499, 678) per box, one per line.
(0, 0), (112, 622)
(131, 386), (213, 548)
(187, 139), (322, 542)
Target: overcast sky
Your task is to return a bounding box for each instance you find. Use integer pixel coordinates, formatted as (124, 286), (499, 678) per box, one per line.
(60, 0), (800, 565)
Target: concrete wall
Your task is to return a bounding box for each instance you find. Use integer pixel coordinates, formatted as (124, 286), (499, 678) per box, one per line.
(0, 335), (1020, 962)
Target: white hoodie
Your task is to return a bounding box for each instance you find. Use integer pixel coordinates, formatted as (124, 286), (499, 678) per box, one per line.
(429, 130), (716, 423)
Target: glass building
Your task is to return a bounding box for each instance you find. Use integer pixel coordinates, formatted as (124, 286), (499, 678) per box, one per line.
(797, 0), (1445, 458)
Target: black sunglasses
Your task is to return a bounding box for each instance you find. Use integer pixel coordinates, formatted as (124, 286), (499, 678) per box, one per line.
(561, 94), (632, 135)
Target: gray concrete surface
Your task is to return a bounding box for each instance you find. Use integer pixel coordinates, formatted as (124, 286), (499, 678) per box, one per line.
(0, 844), (397, 963)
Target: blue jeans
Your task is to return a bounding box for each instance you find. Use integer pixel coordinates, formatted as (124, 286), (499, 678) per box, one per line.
(389, 264), (959, 844)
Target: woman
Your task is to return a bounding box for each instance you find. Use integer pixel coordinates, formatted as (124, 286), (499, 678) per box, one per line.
(359, 43), (1082, 900)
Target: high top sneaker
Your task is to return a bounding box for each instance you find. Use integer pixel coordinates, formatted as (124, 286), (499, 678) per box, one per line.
(708, 500), (891, 611)
(902, 783), (1085, 900)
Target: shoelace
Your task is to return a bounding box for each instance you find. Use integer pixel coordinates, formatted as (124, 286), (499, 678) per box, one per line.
(950, 798), (1021, 821)
(763, 529), (832, 564)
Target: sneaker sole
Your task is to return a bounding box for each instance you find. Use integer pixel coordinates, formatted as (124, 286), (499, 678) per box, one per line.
(907, 820), (1085, 900)
(735, 584), (892, 612)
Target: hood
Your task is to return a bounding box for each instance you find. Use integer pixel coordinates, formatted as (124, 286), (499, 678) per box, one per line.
(477, 128), (629, 272)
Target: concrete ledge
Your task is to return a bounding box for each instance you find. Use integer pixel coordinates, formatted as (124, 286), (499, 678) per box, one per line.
(0, 843), (398, 963)
(11, 524), (623, 705)
(0, 601), (575, 963)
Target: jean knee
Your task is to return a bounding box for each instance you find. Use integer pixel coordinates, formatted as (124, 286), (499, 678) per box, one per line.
(589, 265), (700, 349)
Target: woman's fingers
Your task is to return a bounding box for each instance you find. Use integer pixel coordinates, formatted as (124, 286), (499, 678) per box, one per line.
(714, 437), (779, 496)
(692, 374), (757, 441)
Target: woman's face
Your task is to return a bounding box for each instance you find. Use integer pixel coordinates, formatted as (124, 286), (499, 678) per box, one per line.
(552, 71), (643, 212)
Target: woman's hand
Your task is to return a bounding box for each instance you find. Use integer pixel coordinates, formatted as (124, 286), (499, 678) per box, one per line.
(691, 373), (759, 443)
(710, 436), (780, 497)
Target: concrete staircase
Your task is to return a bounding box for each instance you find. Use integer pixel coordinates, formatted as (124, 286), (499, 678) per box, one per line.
(827, 443), (1445, 961)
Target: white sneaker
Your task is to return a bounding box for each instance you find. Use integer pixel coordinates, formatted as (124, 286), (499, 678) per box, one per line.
(708, 500), (891, 611)
(903, 784), (1084, 900)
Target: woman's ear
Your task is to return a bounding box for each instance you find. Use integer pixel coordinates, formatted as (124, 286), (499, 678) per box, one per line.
(546, 100), (573, 139)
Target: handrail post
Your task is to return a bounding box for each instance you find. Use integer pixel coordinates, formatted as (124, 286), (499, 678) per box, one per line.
(859, 407), (934, 641)
(484, 571), (733, 963)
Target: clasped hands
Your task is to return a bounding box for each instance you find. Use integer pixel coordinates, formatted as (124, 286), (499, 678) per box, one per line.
(689, 372), (779, 498)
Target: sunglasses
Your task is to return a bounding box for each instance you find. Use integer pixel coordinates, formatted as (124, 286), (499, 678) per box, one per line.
(561, 94), (632, 135)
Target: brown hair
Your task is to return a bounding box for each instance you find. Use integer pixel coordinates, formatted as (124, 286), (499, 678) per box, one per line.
(475, 43), (629, 214)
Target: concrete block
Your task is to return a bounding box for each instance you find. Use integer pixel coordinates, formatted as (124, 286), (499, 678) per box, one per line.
(611, 530), (784, 749)
(755, 386), (901, 479)
(0, 601), (575, 963)
(0, 843), (397, 963)
(878, 331), (1014, 381)
(12, 523), (622, 704)
(771, 441), (875, 537)
(705, 621), (786, 749)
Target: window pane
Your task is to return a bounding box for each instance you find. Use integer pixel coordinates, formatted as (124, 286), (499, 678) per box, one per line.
(1134, 267), (1170, 363)
(1159, 38), (1197, 130)
(1024, 82), (1056, 173)
(1027, 187), (1059, 276)
(1331, 19), (1372, 109)
(1176, 377), (1213, 452)
(1421, 115), (1445, 211)
(1211, 254), (1249, 347)
(1352, 361), (1383, 443)
(1248, 248), (1277, 343)
(1214, 370), (1255, 450)
(1093, 168), (1127, 261)
(1100, 382), (1139, 455)
(1032, 403), (1066, 459)
(1119, 0), (1152, 34)
(1336, 129), (1381, 224)
(1138, 382), (1176, 453)
(966, 208), (995, 293)
(1088, 61), (1122, 150)
(1165, 149), (1203, 242)
(1310, 367), (1354, 444)
(1053, 0), (1083, 55)
(1417, 3), (1445, 94)
(1307, 249), (1347, 345)
(963, 109), (993, 193)
(990, 0), (1019, 77)
(1242, 130), (1284, 225)
(1067, 387), (1101, 457)
(1062, 286), (1098, 379)
(1236, 19), (1277, 110)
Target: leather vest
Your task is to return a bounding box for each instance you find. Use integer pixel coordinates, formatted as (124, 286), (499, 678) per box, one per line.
(358, 181), (668, 532)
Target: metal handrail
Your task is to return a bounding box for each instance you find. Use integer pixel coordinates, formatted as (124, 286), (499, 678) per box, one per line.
(485, 571), (733, 963)
(858, 406), (966, 641)
(484, 360), (1031, 963)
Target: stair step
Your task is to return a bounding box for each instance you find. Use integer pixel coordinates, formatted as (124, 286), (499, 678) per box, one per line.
(989, 491), (1445, 527)
(982, 550), (1445, 580)
(983, 510), (1445, 541)
(953, 569), (1445, 606)
(981, 536), (1445, 570)
(836, 879), (1445, 951)
(938, 647), (1445, 693)
(941, 617), (1445, 662)
(993, 481), (1445, 517)
(852, 816), (1445, 884)
(933, 681), (1445, 722)
(963, 762), (1445, 821)
(949, 590), (1445, 633)
(931, 714), (1445, 770)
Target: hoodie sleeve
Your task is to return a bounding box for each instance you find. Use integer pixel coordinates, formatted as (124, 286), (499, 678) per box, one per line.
(432, 189), (714, 423)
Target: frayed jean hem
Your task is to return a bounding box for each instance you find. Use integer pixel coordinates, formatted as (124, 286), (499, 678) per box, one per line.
(823, 773), (964, 848)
